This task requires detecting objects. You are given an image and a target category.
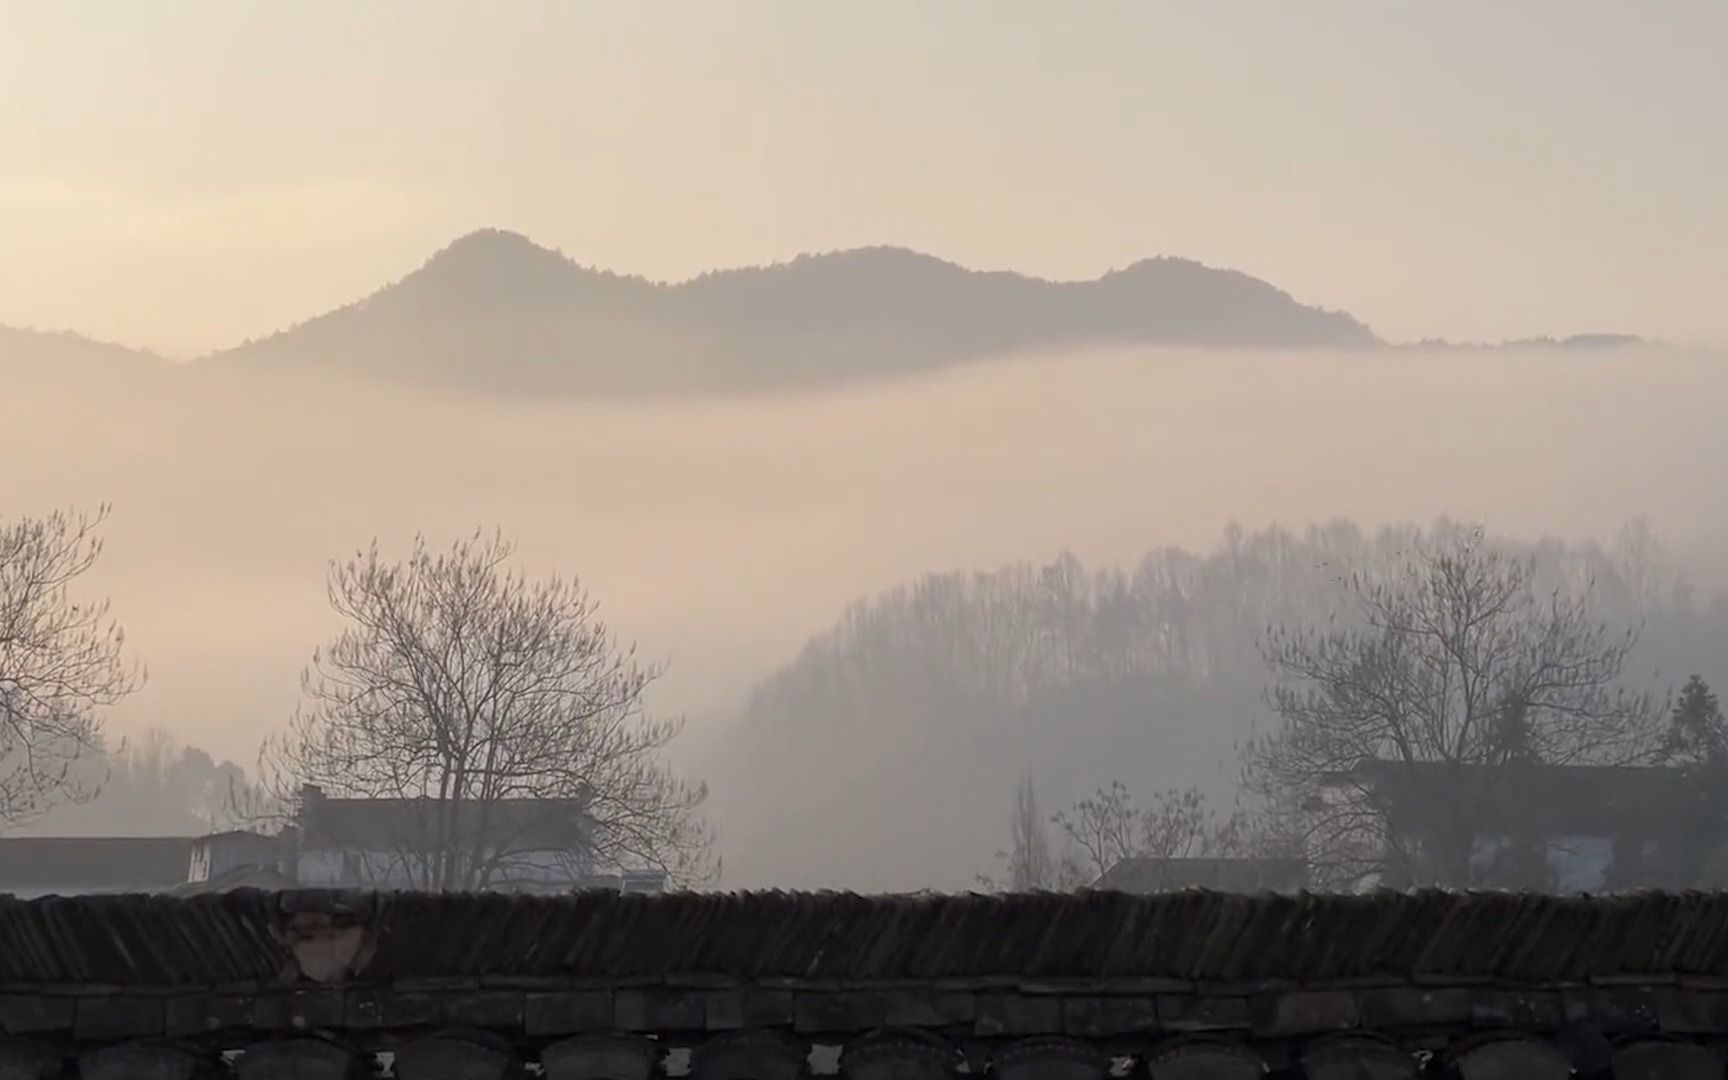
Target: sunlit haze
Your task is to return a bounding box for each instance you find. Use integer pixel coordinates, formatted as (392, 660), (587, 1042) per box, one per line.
(4, 2), (1727, 894)
(4, 1), (1726, 353)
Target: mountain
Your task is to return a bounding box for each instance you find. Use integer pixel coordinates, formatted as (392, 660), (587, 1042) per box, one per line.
(1, 325), (169, 382)
(1403, 332), (1651, 352)
(1511, 333), (1648, 350)
(203, 229), (1379, 395)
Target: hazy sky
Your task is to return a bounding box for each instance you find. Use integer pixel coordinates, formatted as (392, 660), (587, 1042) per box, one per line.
(4, 1), (1724, 355)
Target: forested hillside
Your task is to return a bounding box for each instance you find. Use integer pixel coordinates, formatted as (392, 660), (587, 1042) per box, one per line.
(707, 520), (1728, 889)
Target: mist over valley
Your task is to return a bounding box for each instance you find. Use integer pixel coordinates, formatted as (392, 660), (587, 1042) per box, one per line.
(7, 2), (1726, 899)
(5, 316), (1724, 886)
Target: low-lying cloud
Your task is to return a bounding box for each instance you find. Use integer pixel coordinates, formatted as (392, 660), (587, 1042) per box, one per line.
(5, 344), (1725, 876)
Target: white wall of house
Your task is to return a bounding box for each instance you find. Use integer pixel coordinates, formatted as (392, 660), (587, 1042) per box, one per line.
(295, 846), (593, 892)
(1547, 835), (1614, 892)
(1469, 831), (1614, 891)
(1469, 832), (1511, 875)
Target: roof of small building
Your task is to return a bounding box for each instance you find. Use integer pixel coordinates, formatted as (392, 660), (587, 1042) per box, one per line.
(1096, 855), (1309, 894)
(1338, 759), (1711, 834)
(0, 836), (194, 894)
(195, 829), (276, 844)
(297, 790), (593, 853)
(166, 863), (298, 897)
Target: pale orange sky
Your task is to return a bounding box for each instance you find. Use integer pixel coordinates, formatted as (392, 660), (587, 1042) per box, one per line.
(2, 1), (1725, 355)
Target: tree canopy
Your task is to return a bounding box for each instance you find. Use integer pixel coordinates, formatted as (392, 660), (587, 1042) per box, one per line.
(0, 507), (140, 829)
(259, 530), (711, 889)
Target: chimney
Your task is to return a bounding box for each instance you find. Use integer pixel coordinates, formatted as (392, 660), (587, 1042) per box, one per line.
(297, 783), (325, 830)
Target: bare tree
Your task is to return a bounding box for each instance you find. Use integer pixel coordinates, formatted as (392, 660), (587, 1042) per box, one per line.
(0, 506), (141, 830)
(1006, 772), (1053, 890)
(259, 530), (712, 889)
(1052, 781), (1246, 884)
(1052, 781), (1139, 880)
(978, 772), (1086, 891)
(1243, 527), (1661, 889)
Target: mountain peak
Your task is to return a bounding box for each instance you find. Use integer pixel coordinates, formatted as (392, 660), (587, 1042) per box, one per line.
(1103, 255), (1259, 289)
(432, 227), (550, 261)
(397, 228), (609, 307)
(418, 227), (575, 278)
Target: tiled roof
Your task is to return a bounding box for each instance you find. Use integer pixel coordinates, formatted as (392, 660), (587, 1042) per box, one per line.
(1096, 857), (1309, 893)
(166, 864), (299, 897)
(1344, 760), (1709, 833)
(0, 837), (193, 893)
(299, 796), (591, 853)
(3, 889), (1728, 987)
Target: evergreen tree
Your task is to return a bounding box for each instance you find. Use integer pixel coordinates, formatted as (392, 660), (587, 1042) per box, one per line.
(1657, 677), (1728, 885)
(1666, 676), (1728, 766)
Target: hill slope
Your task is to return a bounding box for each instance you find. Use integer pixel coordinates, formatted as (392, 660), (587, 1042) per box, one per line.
(204, 229), (1379, 395)
(699, 522), (1728, 890)
(0, 326), (169, 383)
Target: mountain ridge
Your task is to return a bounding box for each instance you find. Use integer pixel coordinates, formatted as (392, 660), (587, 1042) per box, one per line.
(3, 229), (1655, 396)
(199, 228), (1381, 395)
(0, 325), (170, 379)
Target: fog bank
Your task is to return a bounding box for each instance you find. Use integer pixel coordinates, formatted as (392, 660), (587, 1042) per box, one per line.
(4, 344), (1724, 875)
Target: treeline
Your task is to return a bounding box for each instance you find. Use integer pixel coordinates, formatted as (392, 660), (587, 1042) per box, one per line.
(714, 520), (1728, 890)
(19, 729), (258, 838)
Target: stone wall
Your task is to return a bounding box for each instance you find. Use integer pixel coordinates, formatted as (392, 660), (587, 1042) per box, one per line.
(3, 890), (1728, 1077)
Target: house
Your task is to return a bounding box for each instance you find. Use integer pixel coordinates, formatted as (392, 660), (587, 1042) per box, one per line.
(0, 836), (195, 898)
(289, 784), (663, 893)
(172, 829), (297, 895)
(572, 869), (670, 894)
(1096, 856), (1308, 894)
(0, 790), (668, 897)
(187, 829), (281, 884)
(1331, 759), (1725, 891)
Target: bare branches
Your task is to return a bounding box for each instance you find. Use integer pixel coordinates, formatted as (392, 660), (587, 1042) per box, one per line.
(1243, 527), (1662, 888)
(259, 530), (713, 889)
(1006, 772), (1054, 890)
(0, 506), (141, 829)
(1052, 780), (1247, 884)
(979, 773), (1086, 892)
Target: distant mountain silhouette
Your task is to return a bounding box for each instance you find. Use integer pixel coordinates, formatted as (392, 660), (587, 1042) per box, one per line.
(204, 229), (1380, 395)
(0, 326), (168, 381)
(1403, 332), (1650, 352)
(7, 234), (1649, 395)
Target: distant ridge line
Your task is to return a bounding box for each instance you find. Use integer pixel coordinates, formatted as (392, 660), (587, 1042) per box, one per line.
(3, 230), (1652, 395)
